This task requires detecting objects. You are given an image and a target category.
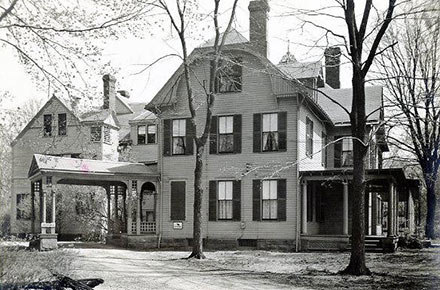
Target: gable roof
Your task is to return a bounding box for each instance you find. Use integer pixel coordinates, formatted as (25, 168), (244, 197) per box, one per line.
(200, 29), (248, 48)
(29, 154), (158, 178)
(115, 94), (134, 114)
(11, 95), (81, 146)
(317, 86), (383, 124)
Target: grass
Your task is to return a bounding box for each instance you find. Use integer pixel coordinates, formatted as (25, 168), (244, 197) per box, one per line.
(0, 244), (76, 286)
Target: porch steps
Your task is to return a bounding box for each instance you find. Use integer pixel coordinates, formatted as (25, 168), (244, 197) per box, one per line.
(347, 236), (398, 253)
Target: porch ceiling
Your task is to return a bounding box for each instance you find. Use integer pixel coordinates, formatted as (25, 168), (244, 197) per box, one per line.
(28, 154), (159, 182)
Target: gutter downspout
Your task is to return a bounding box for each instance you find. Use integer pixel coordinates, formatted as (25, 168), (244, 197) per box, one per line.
(295, 93), (301, 252)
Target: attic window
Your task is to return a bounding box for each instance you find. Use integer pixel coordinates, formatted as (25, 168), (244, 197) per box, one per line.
(214, 57), (242, 93)
(91, 126), (101, 142)
(43, 114), (52, 137)
(58, 113), (67, 136)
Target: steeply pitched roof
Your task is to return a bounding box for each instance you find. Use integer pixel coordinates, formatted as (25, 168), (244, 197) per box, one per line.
(200, 29), (248, 48)
(277, 61), (322, 79)
(317, 86), (383, 124)
(29, 154), (158, 178)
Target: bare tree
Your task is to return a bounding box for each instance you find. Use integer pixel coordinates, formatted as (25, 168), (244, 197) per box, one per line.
(377, 0), (440, 239)
(155, 0), (239, 259)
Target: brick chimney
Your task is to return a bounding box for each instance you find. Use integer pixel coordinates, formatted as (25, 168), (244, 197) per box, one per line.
(103, 74), (116, 110)
(324, 46), (341, 89)
(249, 0), (269, 57)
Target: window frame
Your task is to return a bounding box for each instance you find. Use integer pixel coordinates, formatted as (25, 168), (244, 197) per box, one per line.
(261, 180), (278, 220)
(58, 113), (67, 136)
(147, 124), (157, 144)
(217, 181), (233, 220)
(262, 113), (279, 152)
(217, 115), (234, 153)
(172, 119), (186, 155)
(214, 57), (243, 94)
(170, 180), (186, 221)
(90, 126), (102, 142)
(306, 117), (314, 158)
(43, 114), (53, 137)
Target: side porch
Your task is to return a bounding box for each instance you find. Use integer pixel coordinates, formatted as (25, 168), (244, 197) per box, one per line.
(299, 168), (419, 252)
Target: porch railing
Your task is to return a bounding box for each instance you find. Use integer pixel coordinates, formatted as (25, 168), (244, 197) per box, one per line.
(131, 222), (156, 234)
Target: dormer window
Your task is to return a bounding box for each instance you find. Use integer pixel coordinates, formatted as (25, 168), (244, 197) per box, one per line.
(43, 114), (52, 137)
(91, 126), (101, 142)
(214, 57), (242, 93)
(58, 113), (67, 136)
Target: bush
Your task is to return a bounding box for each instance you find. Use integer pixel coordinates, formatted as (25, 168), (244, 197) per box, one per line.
(0, 245), (76, 285)
(398, 235), (423, 249)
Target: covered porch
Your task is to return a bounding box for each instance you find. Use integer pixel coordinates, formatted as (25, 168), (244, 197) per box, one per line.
(299, 168), (419, 252)
(27, 154), (160, 250)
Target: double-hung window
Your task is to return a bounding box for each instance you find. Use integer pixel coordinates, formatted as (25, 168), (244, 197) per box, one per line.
(218, 181), (233, 220)
(138, 125), (146, 144)
(218, 116), (234, 153)
(342, 137), (353, 167)
(172, 119), (186, 155)
(147, 125), (156, 144)
(58, 113), (67, 136)
(306, 117), (314, 157)
(262, 180), (278, 220)
(262, 113), (278, 151)
(43, 114), (52, 137)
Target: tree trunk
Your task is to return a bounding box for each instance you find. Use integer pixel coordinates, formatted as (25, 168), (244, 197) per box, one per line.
(341, 71), (371, 275)
(189, 144), (206, 259)
(425, 177), (437, 239)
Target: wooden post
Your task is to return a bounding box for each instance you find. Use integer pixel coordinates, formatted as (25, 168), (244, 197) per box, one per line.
(51, 184), (56, 234)
(388, 182), (394, 237)
(302, 181), (307, 235)
(136, 182), (141, 235)
(343, 181), (349, 235)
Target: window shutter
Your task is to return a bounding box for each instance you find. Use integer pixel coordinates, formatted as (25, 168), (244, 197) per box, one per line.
(233, 115), (242, 154)
(253, 179), (261, 221)
(278, 112), (287, 151)
(277, 179), (287, 221)
(185, 119), (194, 155)
(163, 119), (171, 156)
(170, 181), (186, 220)
(253, 114), (262, 153)
(334, 135), (342, 168)
(232, 180), (241, 221)
(209, 181), (217, 221)
(209, 116), (218, 154)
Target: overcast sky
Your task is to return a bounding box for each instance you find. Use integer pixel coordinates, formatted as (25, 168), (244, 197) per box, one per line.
(1, 0), (380, 108)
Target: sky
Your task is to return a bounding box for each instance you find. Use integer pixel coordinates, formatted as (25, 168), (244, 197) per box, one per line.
(1, 0), (371, 108)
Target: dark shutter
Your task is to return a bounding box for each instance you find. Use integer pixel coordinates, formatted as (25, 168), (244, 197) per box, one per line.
(209, 181), (217, 221)
(232, 180), (241, 221)
(209, 116), (218, 154)
(277, 179), (286, 221)
(163, 119), (171, 156)
(253, 179), (261, 221)
(233, 115), (242, 154)
(170, 181), (186, 220)
(253, 114), (262, 153)
(185, 119), (194, 155)
(334, 135), (342, 168)
(278, 112), (287, 151)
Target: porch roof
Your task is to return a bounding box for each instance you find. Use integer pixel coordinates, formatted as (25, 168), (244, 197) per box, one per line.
(300, 168), (420, 190)
(28, 154), (159, 180)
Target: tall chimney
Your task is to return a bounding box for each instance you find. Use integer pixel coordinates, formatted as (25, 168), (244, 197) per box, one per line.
(249, 0), (269, 57)
(324, 46), (341, 89)
(103, 74), (116, 110)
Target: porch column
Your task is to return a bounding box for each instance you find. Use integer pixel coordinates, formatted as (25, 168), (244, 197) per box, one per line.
(41, 181), (47, 234)
(31, 182), (36, 234)
(343, 181), (349, 235)
(50, 183), (56, 234)
(301, 181), (307, 234)
(106, 186), (111, 233)
(136, 181), (141, 235)
(388, 182), (395, 237)
(367, 191), (372, 236)
(127, 181), (133, 235)
(113, 186), (119, 234)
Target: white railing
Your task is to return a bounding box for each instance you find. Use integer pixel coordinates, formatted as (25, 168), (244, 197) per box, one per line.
(131, 222), (156, 234)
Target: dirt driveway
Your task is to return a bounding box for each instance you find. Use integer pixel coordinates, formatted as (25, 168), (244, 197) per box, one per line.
(70, 245), (440, 290)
